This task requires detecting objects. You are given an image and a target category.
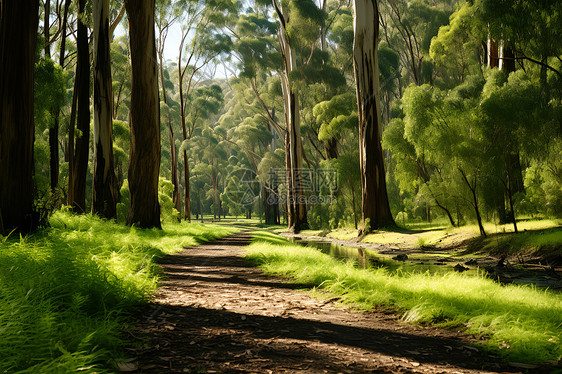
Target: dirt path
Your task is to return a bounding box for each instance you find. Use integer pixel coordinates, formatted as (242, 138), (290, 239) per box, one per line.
(127, 232), (536, 373)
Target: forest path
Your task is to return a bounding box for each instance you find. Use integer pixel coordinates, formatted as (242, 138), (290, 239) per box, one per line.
(128, 231), (523, 373)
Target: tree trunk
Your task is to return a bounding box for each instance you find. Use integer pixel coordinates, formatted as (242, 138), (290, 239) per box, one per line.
(274, 0), (308, 233)
(284, 130), (294, 229)
(158, 49), (181, 217)
(353, 0), (395, 234)
(459, 169), (486, 237)
(169, 122), (181, 217)
(0, 0), (39, 233)
(487, 36), (499, 69)
(183, 150), (191, 221)
(324, 138), (338, 159)
(44, 0), (60, 192)
(498, 45), (523, 227)
(434, 198), (456, 227)
(178, 44), (191, 222)
(48, 0), (71, 195)
(49, 118), (60, 190)
(349, 174), (358, 230)
(472, 188), (486, 237)
(69, 0), (91, 213)
(92, 0), (118, 218)
(125, 0), (161, 228)
(67, 70), (78, 202)
(506, 173), (518, 233)
(264, 185), (272, 224)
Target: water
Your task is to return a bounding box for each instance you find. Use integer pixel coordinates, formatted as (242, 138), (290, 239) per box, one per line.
(291, 239), (470, 275)
(290, 238), (561, 290)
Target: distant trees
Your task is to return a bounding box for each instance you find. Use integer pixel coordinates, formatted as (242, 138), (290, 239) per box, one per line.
(0, 0), (40, 233)
(2, 0), (559, 234)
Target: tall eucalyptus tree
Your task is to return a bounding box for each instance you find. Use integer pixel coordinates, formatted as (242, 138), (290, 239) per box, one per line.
(353, 0), (394, 233)
(68, 0), (91, 213)
(0, 0), (39, 233)
(92, 0), (118, 218)
(125, 0), (162, 228)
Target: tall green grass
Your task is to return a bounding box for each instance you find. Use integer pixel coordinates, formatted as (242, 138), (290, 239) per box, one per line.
(0, 210), (236, 373)
(246, 231), (562, 364)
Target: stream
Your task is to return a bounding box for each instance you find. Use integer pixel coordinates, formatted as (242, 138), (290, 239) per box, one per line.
(289, 238), (562, 291)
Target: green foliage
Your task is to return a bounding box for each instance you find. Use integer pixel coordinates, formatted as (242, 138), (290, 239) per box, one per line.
(235, 13), (280, 78)
(247, 233), (562, 364)
(0, 212), (236, 372)
(159, 178), (181, 222)
(34, 58), (66, 131)
(313, 93), (357, 141)
(429, 3), (480, 85)
(286, 0), (325, 51)
(474, 0), (562, 63)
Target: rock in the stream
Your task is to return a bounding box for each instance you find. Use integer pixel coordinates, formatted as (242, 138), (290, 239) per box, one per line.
(453, 264), (469, 272)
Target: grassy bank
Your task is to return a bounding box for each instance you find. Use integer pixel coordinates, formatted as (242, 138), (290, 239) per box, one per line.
(324, 218), (561, 253)
(246, 231), (562, 364)
(0, 211), (236, 373)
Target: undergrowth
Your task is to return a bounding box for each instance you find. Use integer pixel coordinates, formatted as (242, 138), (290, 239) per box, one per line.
(246, 231), (562, 364)
(0, 210), (236, 373)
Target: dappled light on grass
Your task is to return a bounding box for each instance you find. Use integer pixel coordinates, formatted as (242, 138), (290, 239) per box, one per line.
(0, 211), (236, 373)
(247, 233), (562, 364)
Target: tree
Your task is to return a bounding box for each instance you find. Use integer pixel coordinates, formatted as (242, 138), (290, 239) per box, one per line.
(125, 0), (162, 228)
(352, 0), (395, 233)
(175, 0), (234, 221)
(68, 0), (91, 213)
(92, 0), (118, 218)
(474, 0), (562, 80)
(0, 0), (40, 233)
(156, 0), (181, 217)
(272, 0), (319, 232)
(43, 0), (61, 192)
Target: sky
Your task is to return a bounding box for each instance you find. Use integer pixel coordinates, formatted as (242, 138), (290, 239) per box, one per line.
(116, 21), (231, 80)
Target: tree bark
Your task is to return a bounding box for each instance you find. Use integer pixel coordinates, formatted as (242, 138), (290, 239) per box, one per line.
(353, 0), (395, 234)
(125, 0), (162, 228)
(68, 0), (91, 213)
(92, 0), (118, 218)
(487, 36), (499, 69)
(0, 0), (39, 233)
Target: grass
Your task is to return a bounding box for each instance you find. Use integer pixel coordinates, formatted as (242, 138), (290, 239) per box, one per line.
(0, 210), (236, 373)
(246, 231), (562, 364)
(322, 218), (561, 254)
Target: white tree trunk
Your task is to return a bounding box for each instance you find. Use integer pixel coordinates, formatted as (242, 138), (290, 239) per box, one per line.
(353, 0), (394, 233)
(275, 1), (308, 232)
(92, 0), (117, 217)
